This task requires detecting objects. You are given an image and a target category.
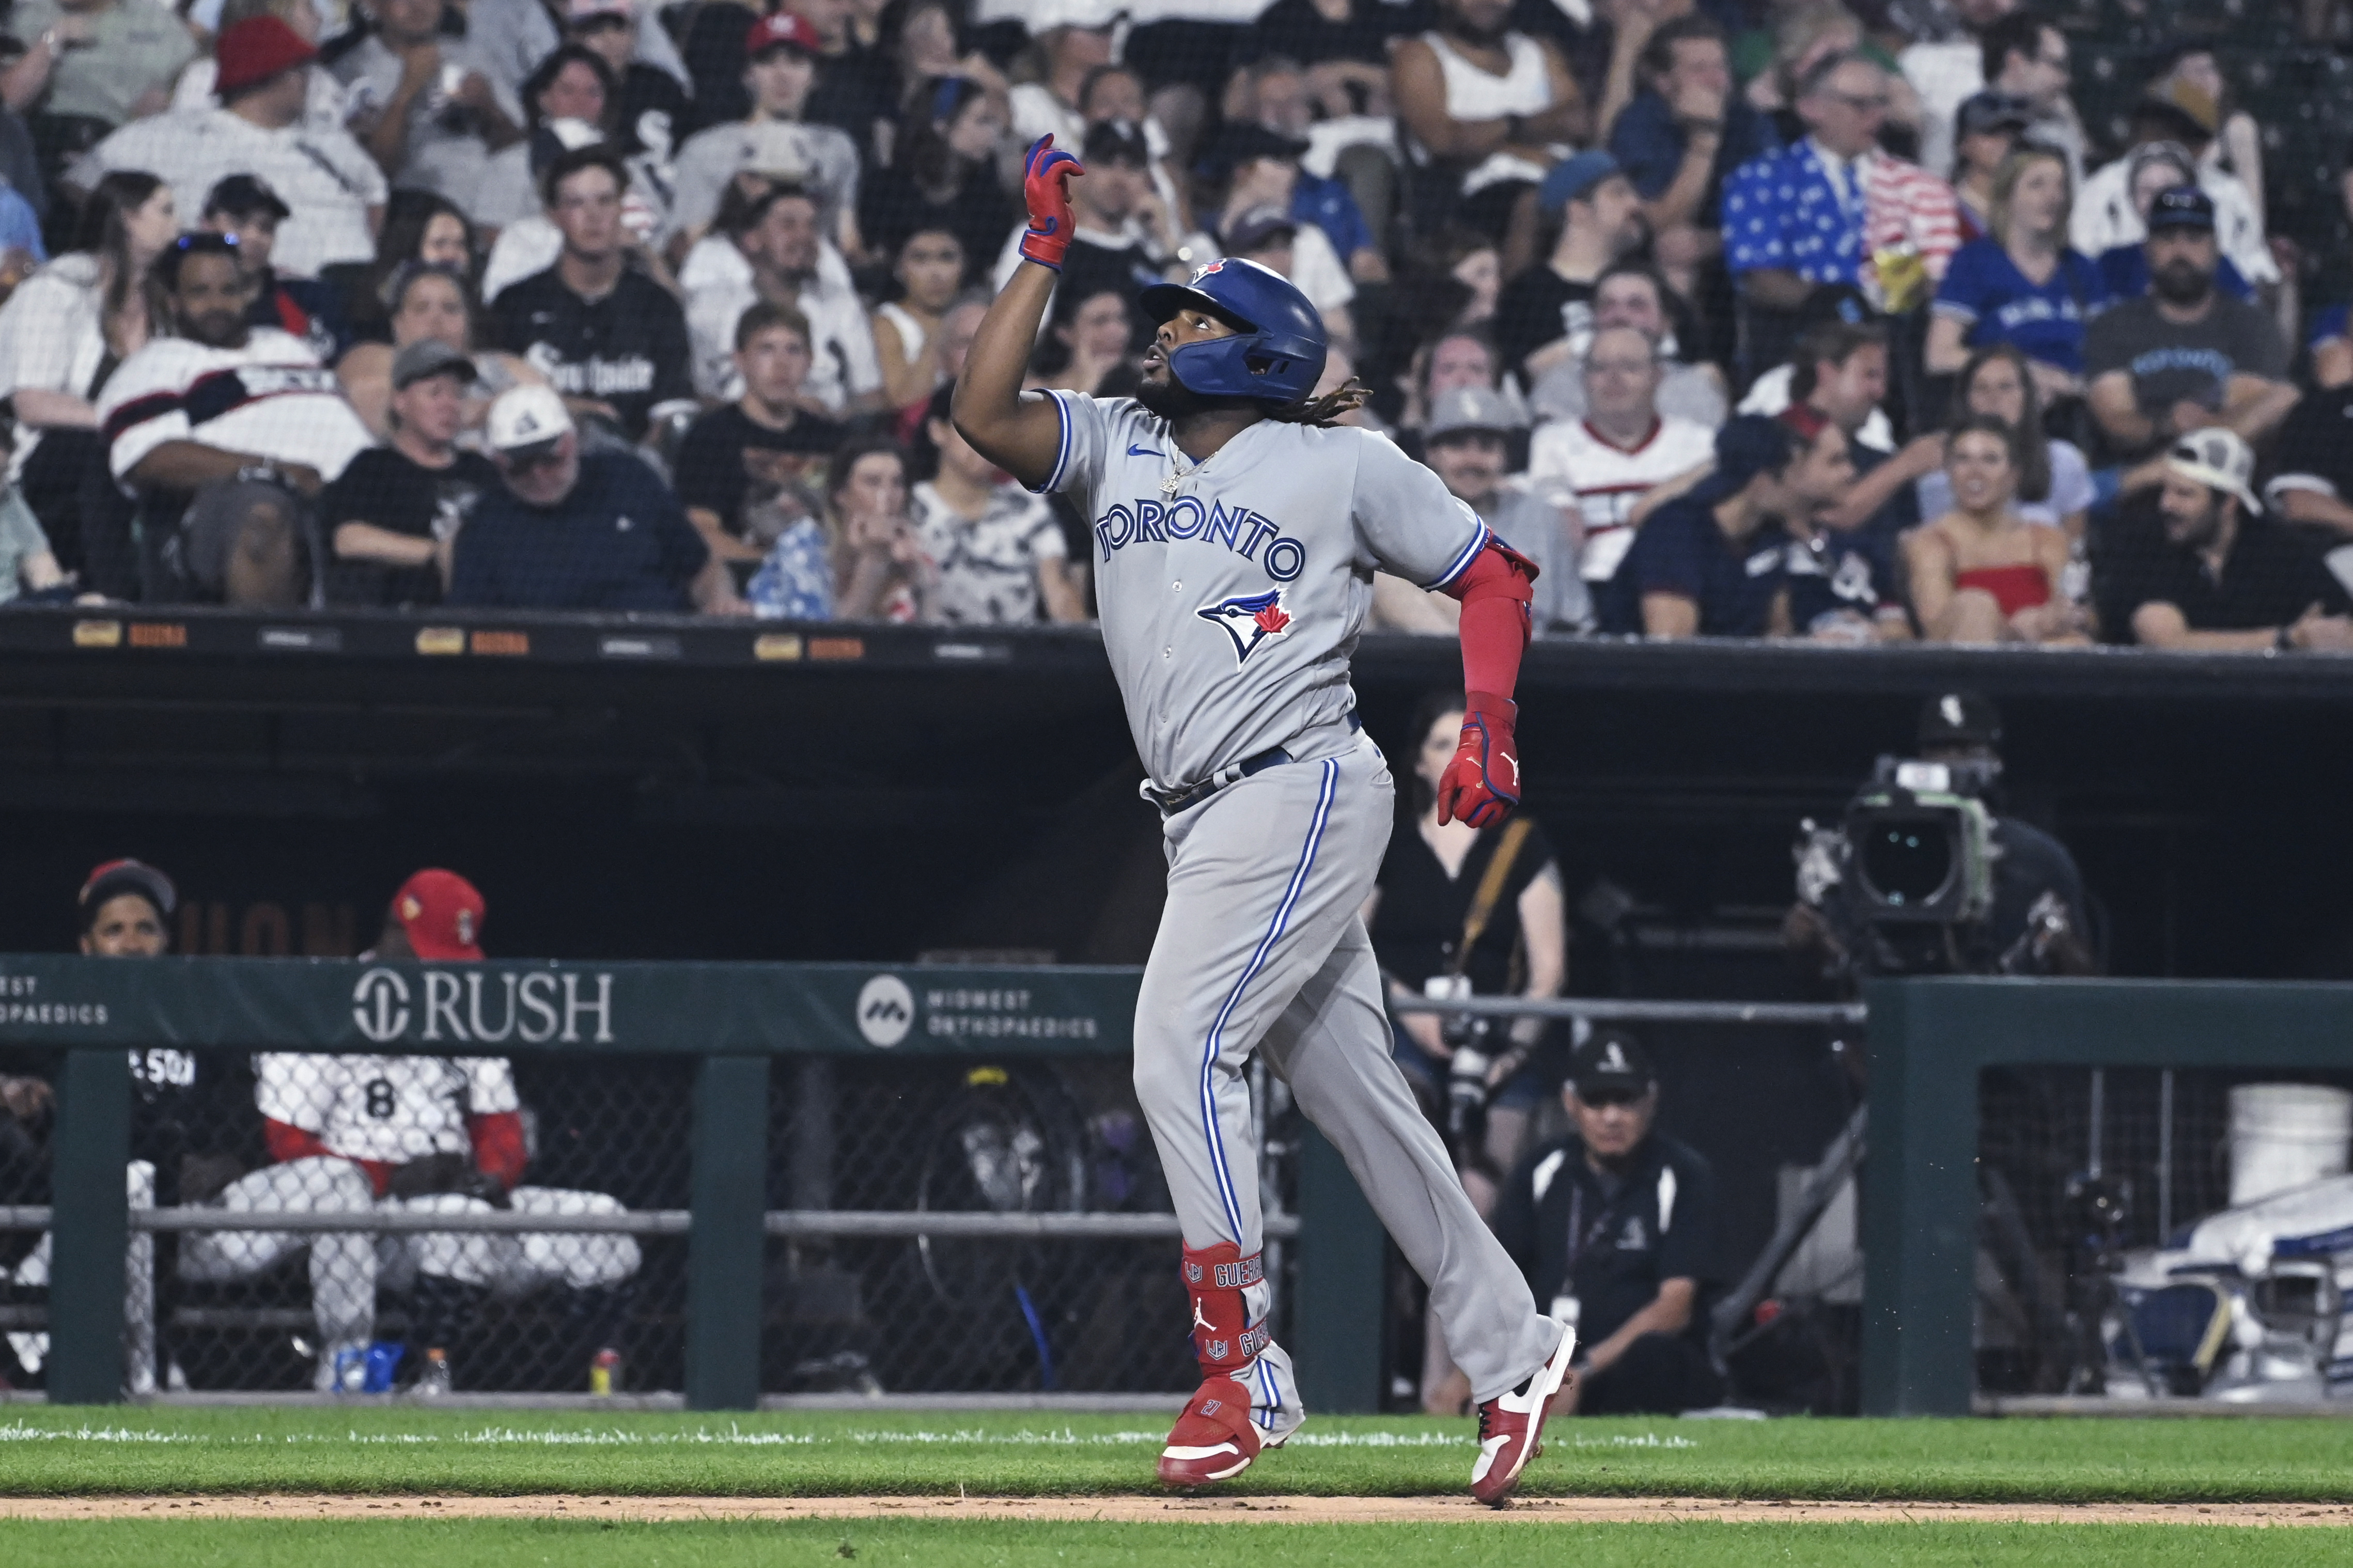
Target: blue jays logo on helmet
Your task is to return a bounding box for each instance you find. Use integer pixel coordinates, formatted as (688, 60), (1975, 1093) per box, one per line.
(1198, 588), (1292, 665)
(1139, 257), (1328, 405)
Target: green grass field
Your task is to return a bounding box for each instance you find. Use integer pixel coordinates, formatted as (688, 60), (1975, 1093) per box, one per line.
(0, 1519), (2337, 1568)
(2, 1405), (2352, 1502)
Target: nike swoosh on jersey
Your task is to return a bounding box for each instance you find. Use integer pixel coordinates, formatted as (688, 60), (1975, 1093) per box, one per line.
(1127, 444), (1164, 457)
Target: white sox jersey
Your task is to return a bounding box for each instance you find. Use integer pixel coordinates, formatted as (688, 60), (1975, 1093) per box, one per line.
(1525, 415), (1715, 583)
(1035, 391), (1489, 790)
(255, 1054), (520, 1165)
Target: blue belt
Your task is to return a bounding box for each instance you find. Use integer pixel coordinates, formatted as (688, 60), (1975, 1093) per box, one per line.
(1149, 711), (1361, 817)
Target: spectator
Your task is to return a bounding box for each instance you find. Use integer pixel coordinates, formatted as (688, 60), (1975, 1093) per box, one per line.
(1947, 89), (2028, 240)
(855, 75), (1012, 276)
(6, 0), (195, 147)
(1975, 13), (2082, 186)
(1222, 65), (1390, 286)
(339, 192), (476, 342)
(337, 260), (549, 441)
(1724, 52), (1960, 315)
(168, 0), (346, 129)
(1393, 0), (1591, 238)
(448, 383), (737, 612)
(334, 0), (523, 202)
(0, 488), (67, 601)
(1916, 343), (2093, 539)
(472, 45), (622, 236)
(187, 869), (640, 1393)
(1202, 120), (1384, 290)
(675, 300), (841, 577)
(2265, 353), (2353, 537)
(476, 119), (671, 304)
(492, 146), (694, 443)
(77, 18), (387, 280)
(2087, 144), (2253, 305)
(1493, 1030), (1723, 1417)
(1038, 285), (1141, 399)
(1365, 685), (1567, 1412)
(1599, 413), (1849, 637)
(202, 174), (350, 363)
(1926, 147), (2104, 402)
(2099, 429), (2353, 651)
(1398, 321), (1508, 449)
(1767, 316), (1944, 534)
(1248, 0), (1399, 120)
(912, 385), (1082, 625)
(320, 338), (498, 606)
(872, 226), (964, 414)
(1526, 260), (1728, 431)
(2149, 46), (2263, 233)
(2072, 84), (2274, 295)
(882, 0), (1012, 126)
(1220, 204), (1356, 349)
(1774, 406), (1910, 643)
(1529, 324), (1716, 588)
(1905, 416), (2086, 644)
(564, 0), (689, 160)
(1607, 15), (1778, 302)
(1493, 151), (1643, 385)
(988, 120), (1170, 322)
(1071, 64), (1193, 245)
(1416, 385), (1583, 634)
(746, 432), (932, 621)
(669, 13), (862, 257)
(97, 232), (377, 605)
(2083, 188), (2296, 467)
(1005, 21), (1113, 155)
(681, 180), (881, 411)
(0, 170), (173, 557)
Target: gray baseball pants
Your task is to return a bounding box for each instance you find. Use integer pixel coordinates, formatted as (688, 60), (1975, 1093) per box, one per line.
(1132, 725), (1559, 1420)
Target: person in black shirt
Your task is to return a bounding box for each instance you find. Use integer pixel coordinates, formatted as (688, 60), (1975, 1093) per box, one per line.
(450, 384), (737, 613)
(321, 340), (501, 607)
(1491, 151), (1643, 383)
(2261, 378), (2353, 541)
(674, 301), (843, 580)
(203, 174), (352, 364)
(856, 76), (1015, 274)
(1493, 1031), (1725, 1417)
(565, 0), (691, 159)
(2098, 429), (2353, 651)
(492, 146), (694, 442)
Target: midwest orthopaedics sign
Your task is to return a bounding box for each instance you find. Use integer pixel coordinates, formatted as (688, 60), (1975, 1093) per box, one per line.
(350, 967), (614, 1045)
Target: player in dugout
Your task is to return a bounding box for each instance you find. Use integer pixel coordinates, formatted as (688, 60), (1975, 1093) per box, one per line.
(954, 135), (1576, 1505)
(1492, 1030), (1726, 1415)
(180, 870), (639, 1393)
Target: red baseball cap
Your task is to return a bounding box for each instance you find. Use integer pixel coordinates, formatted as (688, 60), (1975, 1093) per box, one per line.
(215, 17), (320, 97)
(392, 869), (486, 961)
(744, 12), (821, 58)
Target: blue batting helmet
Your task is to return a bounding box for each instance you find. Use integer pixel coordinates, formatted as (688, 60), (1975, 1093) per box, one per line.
(1138, 258), (1327, 405)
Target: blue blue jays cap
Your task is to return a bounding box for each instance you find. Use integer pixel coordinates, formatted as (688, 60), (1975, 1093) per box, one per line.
(1539, 150), (1623, 216)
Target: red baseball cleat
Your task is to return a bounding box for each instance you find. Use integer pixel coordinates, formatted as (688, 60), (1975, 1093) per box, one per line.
(1469, 1320), (1577, 1507)
(1157, 1375), (1263, 1488)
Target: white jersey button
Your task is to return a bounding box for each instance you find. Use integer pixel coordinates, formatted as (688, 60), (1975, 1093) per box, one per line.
(1172, 581), (1182, 592)
(1162, 647), (1173, 658)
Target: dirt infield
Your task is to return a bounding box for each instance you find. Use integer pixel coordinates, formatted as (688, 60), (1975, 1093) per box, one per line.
(4, 1495), (2350, 1527)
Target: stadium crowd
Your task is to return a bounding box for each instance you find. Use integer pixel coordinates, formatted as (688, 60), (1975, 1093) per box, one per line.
(0, 0), (2347, 646)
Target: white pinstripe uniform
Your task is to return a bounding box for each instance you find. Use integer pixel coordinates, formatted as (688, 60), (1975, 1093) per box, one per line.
(1033, 389), (1560, 1432)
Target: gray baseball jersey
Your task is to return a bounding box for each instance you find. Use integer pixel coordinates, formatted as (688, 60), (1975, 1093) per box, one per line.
(1033, 391), (1492, 789)
(1037, 388), (1560, 1431)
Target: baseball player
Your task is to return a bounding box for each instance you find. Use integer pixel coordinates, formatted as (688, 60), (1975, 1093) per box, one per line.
(180, 870), (638, 1392)
(952, 136), (1576, 1504)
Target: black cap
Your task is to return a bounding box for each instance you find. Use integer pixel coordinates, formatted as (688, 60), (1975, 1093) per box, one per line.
(2147, 184), (2216, 234)
(1918, 691), (2002, 750)
(78, 858), (177, 928)
(1568, 1031), (1654, 1096)
(1197, 121), (1311, 181)
(204, 173), (291, 222)
(1955, 90), (2032, 138)
(1082, 118), (1151, 168)
(1797, 281), (1875, 330)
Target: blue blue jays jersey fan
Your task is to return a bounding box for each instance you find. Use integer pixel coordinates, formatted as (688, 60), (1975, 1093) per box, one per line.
(1032, 390), (1489, 790)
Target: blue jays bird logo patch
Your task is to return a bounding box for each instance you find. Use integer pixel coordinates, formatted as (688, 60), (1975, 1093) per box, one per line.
(1198, 588), (1292, 664)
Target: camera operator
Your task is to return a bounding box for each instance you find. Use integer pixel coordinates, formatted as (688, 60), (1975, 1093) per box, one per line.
(1493, 1031), (1724, 1416)
(1786, 692), (2096, 981)
(1364, 689), (1566, 1414)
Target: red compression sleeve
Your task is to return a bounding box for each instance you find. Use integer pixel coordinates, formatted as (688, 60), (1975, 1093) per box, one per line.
(1444, 539), (1537, 702)
(264, 1118), (333, 1166)
(467, 1111), (528, 1190)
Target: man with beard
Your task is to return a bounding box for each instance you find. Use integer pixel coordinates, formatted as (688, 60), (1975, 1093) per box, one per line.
(953, 137), (1577, 1502)
(2097, 429), (2353, 651)
(97, 232), (377, 604)
(2084, 188), (2295, 466)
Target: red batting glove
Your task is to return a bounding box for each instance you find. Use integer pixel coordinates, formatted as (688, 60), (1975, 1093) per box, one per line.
(1435, 692), (1521, 827)
(1018, 135), (1083, 270)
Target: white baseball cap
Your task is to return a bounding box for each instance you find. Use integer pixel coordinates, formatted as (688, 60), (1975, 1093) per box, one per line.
(486, 384), (574, 453)
(2167, 428), (2261, 514)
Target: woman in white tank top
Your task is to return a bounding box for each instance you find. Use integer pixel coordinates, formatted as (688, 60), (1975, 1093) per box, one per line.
(1394, 5), (1589, 201)
(870, 228), (967, 413)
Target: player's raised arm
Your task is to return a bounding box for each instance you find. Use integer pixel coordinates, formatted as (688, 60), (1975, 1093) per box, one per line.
(952, 137), (1083, 490)
(1436, 536), (1539, 828)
